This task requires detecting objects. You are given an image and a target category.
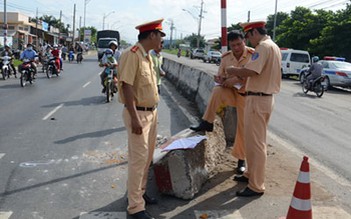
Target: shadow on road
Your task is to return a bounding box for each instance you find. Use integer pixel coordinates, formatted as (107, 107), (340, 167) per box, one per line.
(41, 96), (105, 108)
(54, 127), (126, 144)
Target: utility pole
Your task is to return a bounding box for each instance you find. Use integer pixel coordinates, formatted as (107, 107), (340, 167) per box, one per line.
(169, 20), (175, 49)
(35, 7), (38, 47)
(197, 0), (204, 48)
(247, 11), (250, 22)
(3, 0), (7, 46)
(72, 3), (76, 46)
(83, 0), (91, 44)
(273, 0), (278, 41)
(79, 16), (82, 41)
(59, 10), (62, 45)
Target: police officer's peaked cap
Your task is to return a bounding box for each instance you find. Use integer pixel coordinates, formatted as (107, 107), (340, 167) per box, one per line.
(240, 21), (266, 33)
(135, 18), (166, 37)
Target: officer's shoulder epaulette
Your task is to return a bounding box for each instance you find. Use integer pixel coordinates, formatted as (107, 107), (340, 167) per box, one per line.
(221, 51), (232, 58)
(131, 45), (139, 53)
(247, 47), (255, 54)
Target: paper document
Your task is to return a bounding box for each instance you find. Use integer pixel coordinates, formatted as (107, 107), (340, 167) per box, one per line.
(161, 135), (208, 152)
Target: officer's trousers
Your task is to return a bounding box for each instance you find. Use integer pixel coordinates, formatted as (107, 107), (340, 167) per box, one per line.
(202, 86), (246, 160)
(243, 95), (274, 193)
(123, 108), (157, 214)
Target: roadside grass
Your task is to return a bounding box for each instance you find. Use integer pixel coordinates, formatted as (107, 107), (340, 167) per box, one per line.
(163, 49), (188, 57)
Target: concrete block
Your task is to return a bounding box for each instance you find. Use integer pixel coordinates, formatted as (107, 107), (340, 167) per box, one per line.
(153, 119), (226, 200)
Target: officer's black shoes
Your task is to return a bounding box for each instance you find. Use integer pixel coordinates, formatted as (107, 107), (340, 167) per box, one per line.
(143, 194), (158, 205)
(189, 120), (214, 132)
(130, 210), (155, 219)
(236, 187), (264, 197)
(236, 159), (246, 174)
(233, 175), (249, 183)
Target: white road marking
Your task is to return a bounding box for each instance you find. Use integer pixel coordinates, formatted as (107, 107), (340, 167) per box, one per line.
(83, 81), (91, 88)
(194, 210), (243, 219)
(0, 211), (13, 219)
(79, 212), (126, 219)
(42, 103), (64, 120)
(0, 153), (5, 160)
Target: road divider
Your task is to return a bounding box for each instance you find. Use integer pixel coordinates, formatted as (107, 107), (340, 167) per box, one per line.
(83, 81), (91, 88)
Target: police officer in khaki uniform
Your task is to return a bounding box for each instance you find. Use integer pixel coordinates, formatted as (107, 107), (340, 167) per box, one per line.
(190, 30), (254, 174)
(118, 19), (165, 219)
(226, 21), (281, 197)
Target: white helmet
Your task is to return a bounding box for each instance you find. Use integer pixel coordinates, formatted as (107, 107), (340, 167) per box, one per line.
(109, 41), (118, 48)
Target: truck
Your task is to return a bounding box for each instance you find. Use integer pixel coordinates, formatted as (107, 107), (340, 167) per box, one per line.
(97, 30), (120, 60)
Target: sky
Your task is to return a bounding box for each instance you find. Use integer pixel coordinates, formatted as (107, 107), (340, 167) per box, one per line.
(1, 0), (349, 44)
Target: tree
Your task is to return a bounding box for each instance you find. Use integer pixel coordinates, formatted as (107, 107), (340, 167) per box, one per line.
(266, 12), (289, 38)
(77, 26), (97, 43)
(183, 33), (206, 48)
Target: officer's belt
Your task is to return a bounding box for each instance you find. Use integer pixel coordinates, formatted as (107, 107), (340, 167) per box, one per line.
(125, 105), (158, 111)
(246, 91), (272, 96)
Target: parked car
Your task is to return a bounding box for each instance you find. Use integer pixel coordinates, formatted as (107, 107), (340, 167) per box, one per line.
(299, 56), (351, 89)
(203, 51), (222, 63)
(281, 48), (311, 78)
(190, 48), (205, 59)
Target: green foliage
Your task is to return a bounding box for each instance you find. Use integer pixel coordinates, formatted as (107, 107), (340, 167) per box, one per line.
(183, 33), (206, 48)
(259, 3), (351, 61)
(77, 26), (97, 42)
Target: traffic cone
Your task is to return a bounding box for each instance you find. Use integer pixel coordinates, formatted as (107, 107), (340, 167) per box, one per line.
(285, 156), (312, 219)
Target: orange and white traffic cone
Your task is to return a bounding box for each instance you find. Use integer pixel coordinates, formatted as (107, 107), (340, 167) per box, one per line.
(284, 156), (312, 219)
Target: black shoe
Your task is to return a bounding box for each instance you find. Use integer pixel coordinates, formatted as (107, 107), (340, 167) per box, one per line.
(130, 210), (155, 219)
(233, 175), (249, 183)
(236, 187), (264, 197)
(236, 159), (246, 174)
(189, 120), (214, 132)
(143, 194), (158, 205)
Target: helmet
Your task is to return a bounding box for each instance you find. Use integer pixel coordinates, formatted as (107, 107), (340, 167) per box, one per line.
(312, 56), (319, 63)
(53, 44), (58, 48)
(105, 49), (113, 55)
(108, 41), (118, 48)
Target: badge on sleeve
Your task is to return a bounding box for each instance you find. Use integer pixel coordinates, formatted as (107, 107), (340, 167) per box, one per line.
(251, 52), (259, 61)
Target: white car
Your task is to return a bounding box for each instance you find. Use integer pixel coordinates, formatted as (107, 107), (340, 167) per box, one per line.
(203, 51), (222, 63)
(281, 48), (311, 78)
(299, 57), (351, 89)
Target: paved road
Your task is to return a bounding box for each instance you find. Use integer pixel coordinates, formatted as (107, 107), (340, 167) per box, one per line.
(0, 54), (188, 219)
(1, 53), (350, 219)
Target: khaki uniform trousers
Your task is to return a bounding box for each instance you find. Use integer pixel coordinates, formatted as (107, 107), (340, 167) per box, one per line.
(243, 96), (274, 193)
(202, 86), (246, 160)
(123, 108), (157, 214)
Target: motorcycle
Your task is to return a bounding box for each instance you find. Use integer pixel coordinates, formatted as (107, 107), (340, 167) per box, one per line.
(68, 51), (74, 63)
(20, 58), (35, 87)
(103, 65), (118, 103)
(1, 55), (12, 80)
(301, 73), (327, 97)
(46, 57), (60, 78)
(76, 52), (83, 64)
(215, 57), (221, 66)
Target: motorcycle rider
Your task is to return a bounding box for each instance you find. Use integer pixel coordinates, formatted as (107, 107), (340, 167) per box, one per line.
(306, 56), (323, 88)
(0, 45), (17, 78)
(51, 45), (61, 72)
(19, 43), (38, 79)
(99, 48), (118, 93)
(108, 40), (121, 61)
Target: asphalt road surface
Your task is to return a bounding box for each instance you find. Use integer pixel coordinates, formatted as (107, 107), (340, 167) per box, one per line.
(0, 53), (189, 219)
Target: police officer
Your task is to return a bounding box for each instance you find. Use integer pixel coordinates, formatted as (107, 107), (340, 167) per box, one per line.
(117, 19), (165, 219)
(190, 30), (254, 174)
(226, 21), (281, 197)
